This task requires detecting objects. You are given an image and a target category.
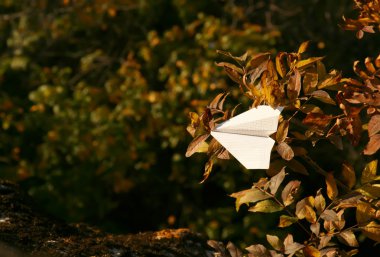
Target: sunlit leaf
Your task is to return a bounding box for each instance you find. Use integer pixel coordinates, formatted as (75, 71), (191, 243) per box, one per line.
(310, 222), (320, 236)
(278, 215), (298, 228)
(281, 180), (301, 206)
(315, 189), (326, 214)
(326, 173), (338, 200)
(320, 209), (339, 222)
(361, 221), (380, 242)
(227, 242), (243, 257)
(337, 230), (359, 247)
(249, 200), (283, 213)
(185, 134), (210, 157)
(276, 120), (289, 143)
(363, 134), (380, 155)
(298, 41), (310, 54)
(269, 167), (286, 194)
(361, 160), (378, 184)
(200, 159), (214, 183)
(356, 202), (375, 224)
(318, 235), (332, 250)
(296, 197), (316, 223)
(276, 52), (288, 78)
(295, 57), (324, 69)
(284, 234), (304, 255)
(368, 115), (380, 136)
(276, 142), (294, 161)
(303, 245), (321, 257)
(230, 188), (271, 211)
(246, 244), (271, 257)
(266, 234), (283, 251)
(310, 90), (336, 105)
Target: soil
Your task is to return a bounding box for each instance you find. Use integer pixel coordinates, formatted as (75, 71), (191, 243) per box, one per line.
(0, 180), (214, 257)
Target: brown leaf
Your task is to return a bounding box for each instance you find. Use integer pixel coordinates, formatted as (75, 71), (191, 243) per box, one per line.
(200, 159), (214, 183)
(266, 235), (283, 251)
(246, 244), (271, 257)
(278, 215), (298, 227)
(310, 90), (336, 105)
(288, 68), (301, 100)
(361, 160), (378, 184)
(364, 134), (380, 155)
(186, 134), (210, 157)
(277, 142), (294, 161)
(302, 113), (333, 128)
(276, 52), (288, 78)
(269, 167), (286, 194)
(341, 162), (356, 189)
(356, 202), (375, 224)
(296, 197), (316, 223)
(337, 230), (359, 247)
(326, 173), (338, 200)
(250, 52), (271, 69)
(276, 120), (289, 143)
(230, 188), (271, 211)
(368, 115), (380, 137)
(303, 69), (319, 95)
(318, 235), (332, 249)
(281, 180), (301, 206)
(303, 245), (321, 257)
(267, 159), (287, 177)
(320, 209), (339, 222)
(361, 221), (380, 242)
(310, 223), (320, 236)
(284, 234), (304, 255)
(300, 104), (323, 114)
(318, 70), (341, 89)
(315, 189), (326, 214)
(224, 66), (242, 84)
(227, 242), (243, 257)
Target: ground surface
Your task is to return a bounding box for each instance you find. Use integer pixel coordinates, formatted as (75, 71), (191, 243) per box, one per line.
(0, 180), (214, 257)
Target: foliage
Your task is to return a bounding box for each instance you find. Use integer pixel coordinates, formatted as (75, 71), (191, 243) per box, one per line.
(186, 1), (380, 256)
(0, 0), (281, 237)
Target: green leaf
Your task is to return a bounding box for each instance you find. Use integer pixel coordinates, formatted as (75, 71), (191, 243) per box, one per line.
(249, 200), (283, 213)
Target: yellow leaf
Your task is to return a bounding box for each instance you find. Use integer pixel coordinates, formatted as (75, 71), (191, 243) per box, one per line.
(326, 173), (338, 200)
(361, 160), (378, 184)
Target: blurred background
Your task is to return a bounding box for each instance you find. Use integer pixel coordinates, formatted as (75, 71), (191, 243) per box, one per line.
(0, 0), (379, 248)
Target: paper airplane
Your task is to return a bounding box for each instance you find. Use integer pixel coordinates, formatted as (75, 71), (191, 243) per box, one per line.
(211, 105), (282, 169)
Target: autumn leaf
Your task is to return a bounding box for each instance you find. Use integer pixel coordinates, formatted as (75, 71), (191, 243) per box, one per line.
(295, 57), (324, 69)
(200, 159), (214, 183)
(278, 215), (298, 228)
(246, 244), (271, 257)
(303, 70), (319, 94)
(361, 221), (380, 242)
(296, 196), (316, 223)
(249, 199), (283, 213)
(185, 134), (210, 157)
(356, 202), (375, 224)
(284, 234), (304, 255)
(298, 41), (310, 54)
(269, 167), (286, 194)
(303, 245), (321, 257)
(276, 52), (288, 78)
(226, 242), (243, 257)
(326, 173), (338, 200)
(276, 120), (289, 143)
(315, 189), (326, 214)
(368, 115), (380, 136)
(281, 180), (301, 206)
(249, 52), (271, 69)
(302, 112), (333, 128)
(310, 90), (336, 105)
(230, 188), (271, 211)
(266, 235), (283, 251)
(277, 142), (294, 161)
(361, 160), (378, 184)
(337, 230), (359, 247)
(320, 209), (339, 222)
(363, 134), (380, 155)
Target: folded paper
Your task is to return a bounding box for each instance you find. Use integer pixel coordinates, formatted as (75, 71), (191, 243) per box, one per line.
(211, 105), (282, 169)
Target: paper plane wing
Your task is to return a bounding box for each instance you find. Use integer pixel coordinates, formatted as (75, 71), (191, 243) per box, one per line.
(211, 131), (275, 169)
(215, 105), (282, 137)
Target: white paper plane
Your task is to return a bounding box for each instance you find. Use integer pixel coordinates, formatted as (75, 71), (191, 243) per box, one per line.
(211, 105), (282, 169)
